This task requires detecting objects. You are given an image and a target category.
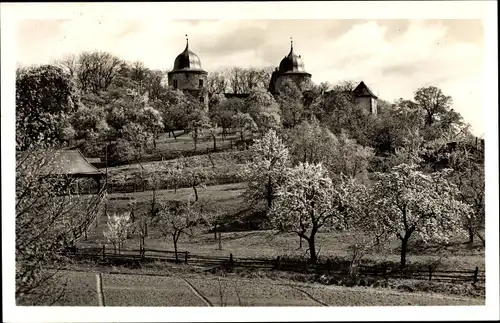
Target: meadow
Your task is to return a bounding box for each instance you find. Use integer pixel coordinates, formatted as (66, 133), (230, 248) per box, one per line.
(26, 270), (484, 306)
(80, 183), (484, 274)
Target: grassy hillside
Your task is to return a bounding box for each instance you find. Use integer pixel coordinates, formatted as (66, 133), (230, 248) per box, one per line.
(106, 150), (253, 192)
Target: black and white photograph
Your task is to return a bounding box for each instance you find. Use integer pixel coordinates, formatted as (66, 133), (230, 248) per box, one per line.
(1, 1), (498, 322)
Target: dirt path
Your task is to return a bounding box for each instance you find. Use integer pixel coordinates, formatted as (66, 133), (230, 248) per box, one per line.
(180, 277), (213, 307)
(288, 285), (329, 306)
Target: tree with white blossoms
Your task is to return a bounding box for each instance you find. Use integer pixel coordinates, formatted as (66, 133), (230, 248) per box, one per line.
(186, 109), (211, 151)
(156, 198), (199, 263)
(371, 163), (473, 268)
(269, 162), (348, 263)
(340, 176), (390, 276)
(232, 112), (258, 142)
(242, 129), (290, 209)
(103, 212), (132, 255)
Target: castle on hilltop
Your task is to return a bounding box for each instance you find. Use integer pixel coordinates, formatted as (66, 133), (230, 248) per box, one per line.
(168, 36), (378, 115)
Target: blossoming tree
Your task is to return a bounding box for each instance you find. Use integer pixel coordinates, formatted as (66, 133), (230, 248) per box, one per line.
(156, 198), (199, 263)
(371, 163), (472, 268)
(242, 129), (290, 209)
(103, 212), (133, 254)
(269, 162), (349, 263)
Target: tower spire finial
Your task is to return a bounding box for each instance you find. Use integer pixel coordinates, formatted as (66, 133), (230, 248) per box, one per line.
(185, 34), (189, 49)
(290, 36), (293, 51)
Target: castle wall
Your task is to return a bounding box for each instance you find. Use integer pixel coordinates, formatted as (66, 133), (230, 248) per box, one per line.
(168, 72), (207, 91)
(168, 72), (208, 107)
(355, 96), (378, 116)
(371, 97), (378, 115)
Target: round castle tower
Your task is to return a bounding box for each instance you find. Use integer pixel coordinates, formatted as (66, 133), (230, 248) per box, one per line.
(168, 35), (208, 106)
(269, 38), (312, 94)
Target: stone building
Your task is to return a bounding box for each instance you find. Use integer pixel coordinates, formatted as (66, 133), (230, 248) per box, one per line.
(269, 39), (313, 95)
(168, 36), (208, 107)
(352, 81), (378, 115)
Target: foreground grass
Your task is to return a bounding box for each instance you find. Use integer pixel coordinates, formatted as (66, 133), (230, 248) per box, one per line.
(22, 269), (483, 306)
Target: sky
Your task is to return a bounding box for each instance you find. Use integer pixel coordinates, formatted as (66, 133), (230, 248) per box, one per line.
(15, 18), (486, 136)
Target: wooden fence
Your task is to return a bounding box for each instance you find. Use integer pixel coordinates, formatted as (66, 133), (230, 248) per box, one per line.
(63, 245), (485, 284)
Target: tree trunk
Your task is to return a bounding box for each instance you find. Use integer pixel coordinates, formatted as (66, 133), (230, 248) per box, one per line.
(193, 185), (198, 202)
(171, 130), (177, 139)
(150, 186), (156, 218)
(194, 136), (197, 151)
(400, 233), (411, 269)
(308, 237), (317, 264)
(213, 136), (217, 152)
(266, 176), (272, 209)
(476, 231), (485, 247)
(208, 153), (215, 168)
(426, 112), (433, 126)
(468, 226), (474, 244)
(173, 235), (179, 263)
(214, 222), (217, 242)
(240, 131), (244, 142)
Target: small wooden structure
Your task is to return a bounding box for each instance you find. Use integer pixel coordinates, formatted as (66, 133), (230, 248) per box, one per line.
(17, 149), (107, 194)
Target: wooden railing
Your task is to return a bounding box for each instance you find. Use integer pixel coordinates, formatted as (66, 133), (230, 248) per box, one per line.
(62, 245), (485, 284)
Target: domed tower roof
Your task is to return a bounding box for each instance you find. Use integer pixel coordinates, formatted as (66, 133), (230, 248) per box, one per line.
(278, 38), (311, 76)
(170, 35), (206, 74)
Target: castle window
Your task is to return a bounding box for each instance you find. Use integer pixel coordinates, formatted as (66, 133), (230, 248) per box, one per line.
(199, 96), (204, 103)
(173, 80), (178, 89)
(199, 79), (204, 88)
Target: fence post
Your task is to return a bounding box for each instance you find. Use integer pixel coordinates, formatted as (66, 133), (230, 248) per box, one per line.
(102, 245), (106, 261)
(473, 267), (479, 284)
(276, 256), (281, 271)
(428, 265), (432, 281)
(185, 252), (189, 265)
(327, 259), (331, 275)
